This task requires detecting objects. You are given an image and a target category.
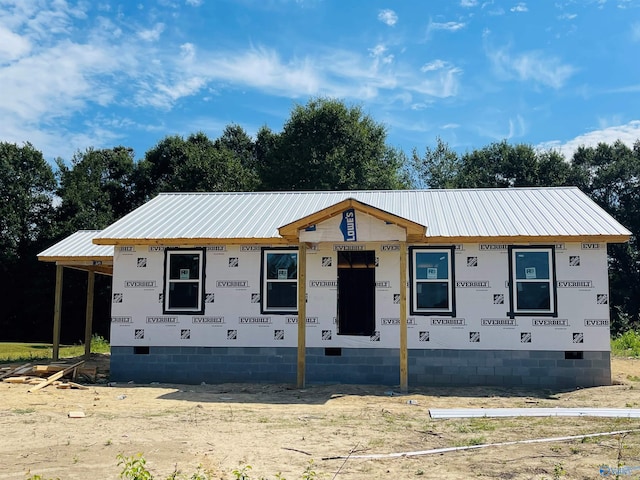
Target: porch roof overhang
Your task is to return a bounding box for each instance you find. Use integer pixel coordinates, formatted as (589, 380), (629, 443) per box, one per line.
(38, 230), (113, 275)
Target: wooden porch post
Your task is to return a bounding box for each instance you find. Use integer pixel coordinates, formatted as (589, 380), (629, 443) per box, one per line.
(399, 242), (408, 393)
(84, 270), (95, 359)
(52, 265), (63, 361)
(297, 243), (307, 388)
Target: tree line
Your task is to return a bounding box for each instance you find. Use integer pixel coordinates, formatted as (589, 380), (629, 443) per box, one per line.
(1, 98), (638, 342)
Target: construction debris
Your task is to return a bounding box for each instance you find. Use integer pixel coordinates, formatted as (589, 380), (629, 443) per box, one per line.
(1, 360), (89, 391)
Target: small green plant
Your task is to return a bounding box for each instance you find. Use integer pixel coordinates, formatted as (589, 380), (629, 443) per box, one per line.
(90, 334), (111, 353)
(232, 465), (252, 480)
(612, 330), (640, 357)
(552, 462), (566, 479)
(25, 474), (60, 480)
(301, 460), (317, 480)
(117, 453), (153, 480)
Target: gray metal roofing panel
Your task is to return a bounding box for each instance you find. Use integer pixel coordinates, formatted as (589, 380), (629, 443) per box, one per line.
(94, 187), (631, 242)
(38, 230), (114, 259)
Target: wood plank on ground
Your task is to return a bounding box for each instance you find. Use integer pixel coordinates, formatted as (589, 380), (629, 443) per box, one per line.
(0, 363), (32, 381)
(28, 360), (85, 393)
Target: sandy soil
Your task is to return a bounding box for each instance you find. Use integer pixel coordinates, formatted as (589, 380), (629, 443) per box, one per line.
(2, 356), (640, 480)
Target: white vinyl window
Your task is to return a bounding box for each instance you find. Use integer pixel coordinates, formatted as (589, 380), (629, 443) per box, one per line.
(164, 249), (205, 314)
(509, 246), (557, 317)
(261, 249), (298, 313)
(410, 247), (455, 315)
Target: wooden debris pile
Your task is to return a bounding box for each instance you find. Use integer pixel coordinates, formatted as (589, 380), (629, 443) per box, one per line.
(0, 360), (93, 391)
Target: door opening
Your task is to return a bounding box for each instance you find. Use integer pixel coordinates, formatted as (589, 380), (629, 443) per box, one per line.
(337, 250), (375, 336)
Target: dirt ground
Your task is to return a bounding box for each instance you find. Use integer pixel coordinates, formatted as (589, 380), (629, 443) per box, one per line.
(2, 356), (640, 480)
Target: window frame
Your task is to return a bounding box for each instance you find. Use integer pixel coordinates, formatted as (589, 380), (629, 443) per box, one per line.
(507, 245), (557, 318)
(409, 246), (456, 316)
(260, 247), (299, 315)
(163, 248), (206, 315)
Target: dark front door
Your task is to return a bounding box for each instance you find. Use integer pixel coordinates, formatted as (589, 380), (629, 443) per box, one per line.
(337, 250), (375, 336)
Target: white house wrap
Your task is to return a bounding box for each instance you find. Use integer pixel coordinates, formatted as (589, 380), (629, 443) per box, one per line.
(75, 188), (632, 388)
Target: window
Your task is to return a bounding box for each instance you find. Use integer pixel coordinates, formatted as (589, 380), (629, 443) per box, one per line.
(409, 247), (455, 316)
(163, 249), (205, 314)
(508, 246), (557, 317)
(261, 248), (298, 313)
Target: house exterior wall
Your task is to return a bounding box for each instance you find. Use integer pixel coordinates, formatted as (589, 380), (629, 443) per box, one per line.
(110, 239), (612, 388)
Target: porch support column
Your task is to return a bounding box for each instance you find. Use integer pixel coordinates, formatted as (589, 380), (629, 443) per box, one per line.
(84, 270), (95, 359)
(52, 265), (64, 361)
(297, 242), (307, 388)
(399, 242), (408, 393)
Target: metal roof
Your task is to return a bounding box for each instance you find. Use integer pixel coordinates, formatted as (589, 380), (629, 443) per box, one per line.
(38, 230), (114, 261)
(93, 187), (631, 244)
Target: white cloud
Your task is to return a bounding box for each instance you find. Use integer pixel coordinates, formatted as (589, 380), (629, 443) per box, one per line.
(558, 13), (578, 20)
(429, 21), (466, 31)
(413, 61), (462, 98)
(460, 0), (478, 7)
(538, 121), (640, 159)
(378, 9), (398, 26)
(0, 25), (31, 62)
(510, 2), (528, 12)
(185, 0), (203, 6)
(138, 23), (165, 42)
(421, 59), (447, 72)
(487, 47), (576, 89)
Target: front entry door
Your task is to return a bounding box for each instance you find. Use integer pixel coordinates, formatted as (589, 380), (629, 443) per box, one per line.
(337, 250), (375, 336)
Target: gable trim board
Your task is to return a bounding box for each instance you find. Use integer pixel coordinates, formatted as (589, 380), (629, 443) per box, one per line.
(40, 188), (629, 388)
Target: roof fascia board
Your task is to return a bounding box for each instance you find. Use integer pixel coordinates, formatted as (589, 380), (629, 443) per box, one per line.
(424, 234), (631, 244)
(92, 237), (290, 246)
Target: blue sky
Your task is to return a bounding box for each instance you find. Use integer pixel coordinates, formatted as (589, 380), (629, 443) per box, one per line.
(1, 0), (639, 165)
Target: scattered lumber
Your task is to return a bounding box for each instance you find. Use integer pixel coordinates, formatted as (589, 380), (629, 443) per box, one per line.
(0, 363), (32, 381)
(28, 360), (85, 393)
(56, 381), (89, 390)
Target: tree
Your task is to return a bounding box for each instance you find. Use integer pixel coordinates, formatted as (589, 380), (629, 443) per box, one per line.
(257, 98), (409, 191)
(414, 139), (576, 189)
(412, 137), (461, 189)
(571, 140), (640, 333)
(0, 142), (57, 261)
(133, 129), (259, 203)
(0, 142), (57, 340)
(56, 146), (136, 235)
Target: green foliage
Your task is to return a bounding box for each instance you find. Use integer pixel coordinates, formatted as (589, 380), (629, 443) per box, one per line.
(117, 453), (153, 480)
(413, 139), (575, 189)
(134, 129), (259, 203)
(0, 142), (58, 341)
(90, 334), (111, 353)
(232, 465), (253, 480)
(0, 336), (110, 361)
(0, 142), (57, 262)
(25, 473), (60, 480)
(612, 330), (640, 357)
(552, 462), (566, 479)
(56, 146), (136, 234)
(257, 97), (409, 191)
